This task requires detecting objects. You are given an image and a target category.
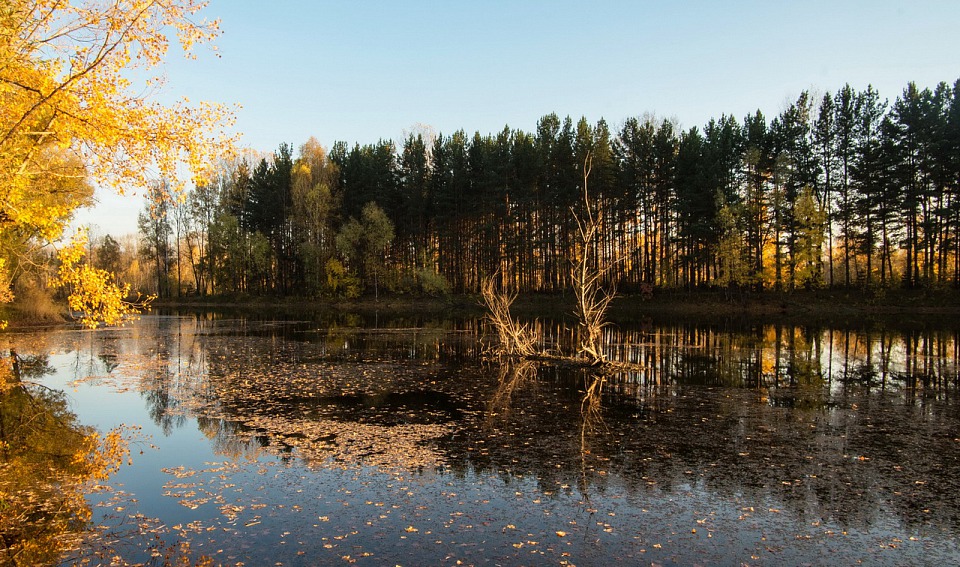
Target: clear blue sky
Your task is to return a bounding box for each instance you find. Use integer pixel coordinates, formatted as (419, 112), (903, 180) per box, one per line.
(77, 0), (960, 237)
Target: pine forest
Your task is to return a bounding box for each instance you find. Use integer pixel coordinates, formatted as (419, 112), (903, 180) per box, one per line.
(127, 80), (960, 299)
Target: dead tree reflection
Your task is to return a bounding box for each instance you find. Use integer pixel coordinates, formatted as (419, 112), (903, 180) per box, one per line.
(485, 360), (538, 426)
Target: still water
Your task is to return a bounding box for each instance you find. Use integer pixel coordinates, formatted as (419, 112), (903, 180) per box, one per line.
(8, 312), (960, 565)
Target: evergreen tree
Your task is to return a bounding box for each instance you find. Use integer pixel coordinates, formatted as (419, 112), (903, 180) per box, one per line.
(770, 91), (819, 289)
(813, 92), (837, 283)
(851, 86), (889, 286)
(742, 110), (772, 288)
(136, 76), (960, 297)
(833, 85), (860, 286)
(398, 133), (432, 271)
(947, 79), (960, 285)
(614, 117), (657, 285)
(674, 126), (710, 287)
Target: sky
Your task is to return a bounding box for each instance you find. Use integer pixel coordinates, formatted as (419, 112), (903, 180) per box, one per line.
(75, 0), (960, 237)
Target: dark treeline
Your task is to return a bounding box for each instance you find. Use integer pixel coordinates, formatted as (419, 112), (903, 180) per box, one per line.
(134, 79), (960, 298)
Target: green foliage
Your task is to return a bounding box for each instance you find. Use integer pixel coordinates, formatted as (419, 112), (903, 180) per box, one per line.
(792, 186), (827, 289)
(291, 142), (339, 297)
(94, 235), (123, 278)
(208, 212), (244, 293)
(717, 202), (750, 289)
(417, 267), (451, 296)
(336, 202), (395, 298)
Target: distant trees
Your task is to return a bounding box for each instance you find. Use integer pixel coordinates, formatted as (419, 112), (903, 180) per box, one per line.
(134, 77), (960, 298)
(138, 181), (173, 299)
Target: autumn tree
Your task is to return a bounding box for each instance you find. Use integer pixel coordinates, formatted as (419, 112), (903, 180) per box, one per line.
(138, 181), (174, 297)
(291, 138), (340, 296)
(0, 146), (92, 320)
(716, 202), (750, 292)
(0, 0), (235, 325)
(185, 177), (222, 295)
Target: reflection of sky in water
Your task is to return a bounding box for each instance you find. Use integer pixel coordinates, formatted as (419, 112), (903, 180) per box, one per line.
(13, 315), (960, 565)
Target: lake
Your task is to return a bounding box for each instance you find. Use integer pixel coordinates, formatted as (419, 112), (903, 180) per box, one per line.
(5, 311), (960, 566)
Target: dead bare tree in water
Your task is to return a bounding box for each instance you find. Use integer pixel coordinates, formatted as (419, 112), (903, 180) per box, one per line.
(480, 273), (539, 358)
(572, 152), (614, 471)
(480, 154), (621, 370)
(571, 153), (616, 365)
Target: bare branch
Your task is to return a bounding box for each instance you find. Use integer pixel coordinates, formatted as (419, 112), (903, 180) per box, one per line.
(480, 273), (539, 358)
(570, 151), (616, 365)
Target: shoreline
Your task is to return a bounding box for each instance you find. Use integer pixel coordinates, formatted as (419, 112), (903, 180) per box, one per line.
(155, 287), (960, 325)
(5, 288), (959, 330)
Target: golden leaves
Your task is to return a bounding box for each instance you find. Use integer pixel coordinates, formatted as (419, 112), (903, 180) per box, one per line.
(56, 229), (155, 328)
(76, 426), (136, 482)
(0, 258), (13, 326)
(0, 0), (236, 315)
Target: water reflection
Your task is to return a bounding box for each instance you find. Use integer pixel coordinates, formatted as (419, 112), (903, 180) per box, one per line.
(485, 360), (538, 425)
(11, 313), (960, 564)
(124, 313), (960, 399)
(119, 316), (960, 488)
(0, 348), (107, 565)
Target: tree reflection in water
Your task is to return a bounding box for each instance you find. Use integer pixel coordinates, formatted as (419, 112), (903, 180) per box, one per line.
(0, 346), (129, 566)
(135, 316), (960, 524)
(10, 313), (960, 564)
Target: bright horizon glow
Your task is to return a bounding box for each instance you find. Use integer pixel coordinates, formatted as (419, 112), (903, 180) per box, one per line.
(74, 0), (960, 237)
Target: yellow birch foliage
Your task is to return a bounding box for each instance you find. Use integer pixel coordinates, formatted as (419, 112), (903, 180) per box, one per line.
(57, 229), (154, 328)
(0, 0), (237, 324)
(0, 259), (12, 329)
